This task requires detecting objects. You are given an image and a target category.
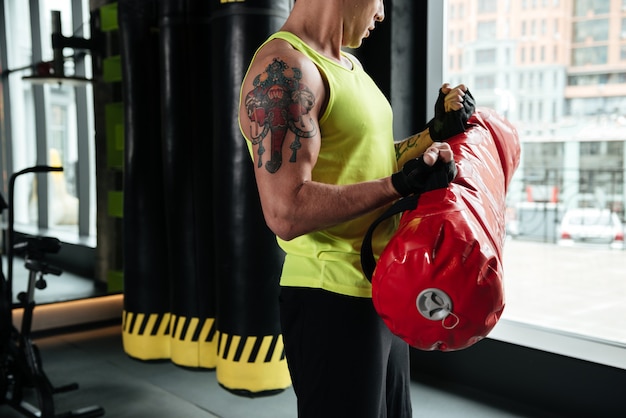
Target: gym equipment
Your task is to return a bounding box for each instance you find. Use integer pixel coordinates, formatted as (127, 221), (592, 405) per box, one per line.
(361, 108), (520, 351)
(0, 165), (105, 417)
(210, 0), (292, 396)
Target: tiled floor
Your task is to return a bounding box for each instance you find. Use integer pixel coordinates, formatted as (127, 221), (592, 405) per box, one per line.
(0, 324), (552, 418)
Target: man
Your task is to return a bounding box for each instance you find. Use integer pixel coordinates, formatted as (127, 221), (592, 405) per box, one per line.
(238, 1), (474, 416)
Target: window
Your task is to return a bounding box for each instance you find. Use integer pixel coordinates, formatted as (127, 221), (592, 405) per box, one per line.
(554, 18), (559, 37)
(574, 0), (610, 16)
(478, 0), (497, 13)
(568, 73), (620, 87)
(573, 19), (609, 43)
(444, 0), (626, 368)
(477, 21), (497, 40)
(1, 0), (95, 242)
(572, 46), (608, 66)
(475, 48), (497, 64)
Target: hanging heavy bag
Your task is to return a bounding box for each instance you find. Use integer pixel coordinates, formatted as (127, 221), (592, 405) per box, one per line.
(361, 107), (520, 351)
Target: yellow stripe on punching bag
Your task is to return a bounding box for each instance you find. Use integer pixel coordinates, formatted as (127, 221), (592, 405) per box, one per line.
(216, 332), (290, 395)
(170, 315), (219, 369)
(122, 310), (172, 360)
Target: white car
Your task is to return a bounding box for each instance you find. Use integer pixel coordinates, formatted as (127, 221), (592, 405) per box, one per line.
(558, 208), (625, 250)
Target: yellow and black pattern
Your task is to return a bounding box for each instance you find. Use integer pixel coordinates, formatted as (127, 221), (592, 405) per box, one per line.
(169, 314), (218, 369)
(122, 310), (218, 368)
(216, 331), (291, 395)
(122, 310), (172, 360)
(122, 310), (291, 392)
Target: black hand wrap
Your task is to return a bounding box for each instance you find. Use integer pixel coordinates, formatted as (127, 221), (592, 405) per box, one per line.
(391, 157), (457, 197)
(427, 88), (476, 142)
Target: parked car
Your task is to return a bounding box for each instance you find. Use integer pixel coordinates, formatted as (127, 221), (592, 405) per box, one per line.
(558, 208), (624, 250)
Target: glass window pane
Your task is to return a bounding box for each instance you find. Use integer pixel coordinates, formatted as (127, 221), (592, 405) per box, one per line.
(40, 0), (77, 230)
(4, 0), (37, 226)
(573, 19), (609, 42)
(574, 0), (610, 16)
(3, 0), (95, 240)
(445, 1), (626, 347)
(47, 87), (79, 227)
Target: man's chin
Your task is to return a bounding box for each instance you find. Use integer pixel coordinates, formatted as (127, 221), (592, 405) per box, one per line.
(347, 39), (364, 49)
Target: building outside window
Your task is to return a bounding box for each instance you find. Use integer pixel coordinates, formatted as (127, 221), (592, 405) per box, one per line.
(445, 0), (626, 368)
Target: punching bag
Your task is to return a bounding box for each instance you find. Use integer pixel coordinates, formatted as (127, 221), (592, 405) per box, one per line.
(159, 0), (217, 369)
(210, 0), (292, 396)
(362, 108), (521, 351)
(118, 0), (172, 360)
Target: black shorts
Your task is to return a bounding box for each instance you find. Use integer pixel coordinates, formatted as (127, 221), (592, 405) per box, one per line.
(279, 286), (412, 418)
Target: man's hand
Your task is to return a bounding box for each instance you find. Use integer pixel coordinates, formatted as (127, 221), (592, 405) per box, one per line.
(391, 142), (457, 197)
(427, 83), (475, 142)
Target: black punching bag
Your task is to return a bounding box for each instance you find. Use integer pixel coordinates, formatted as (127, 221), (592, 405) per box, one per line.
(118, 0), (171, 359)
(159, 0), (217, 369)
(210, 0), (292, 396)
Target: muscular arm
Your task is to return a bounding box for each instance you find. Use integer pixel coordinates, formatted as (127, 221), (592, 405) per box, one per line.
(238, 43), (400, 241)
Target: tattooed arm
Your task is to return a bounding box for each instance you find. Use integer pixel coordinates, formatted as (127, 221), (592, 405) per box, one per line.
(238, 42), (400, 241)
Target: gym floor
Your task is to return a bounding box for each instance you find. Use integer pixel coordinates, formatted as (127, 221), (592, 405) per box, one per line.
(2, 260), (556, 418)
(0, 321), (558, 418)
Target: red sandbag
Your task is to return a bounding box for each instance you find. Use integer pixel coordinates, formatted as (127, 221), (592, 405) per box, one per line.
(361, 108), (520, 351)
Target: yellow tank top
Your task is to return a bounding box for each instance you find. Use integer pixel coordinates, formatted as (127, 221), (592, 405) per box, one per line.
(241, 31), (399, 298)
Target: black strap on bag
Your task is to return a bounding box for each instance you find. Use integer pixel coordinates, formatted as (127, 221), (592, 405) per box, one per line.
(360, 194), (421, 282)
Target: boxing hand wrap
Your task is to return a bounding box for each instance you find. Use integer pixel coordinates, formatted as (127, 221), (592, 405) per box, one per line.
(391, 157), (457, 197)
(427, 88), (476, 142)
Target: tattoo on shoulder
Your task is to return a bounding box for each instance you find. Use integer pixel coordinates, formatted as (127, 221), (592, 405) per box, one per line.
(243, 58), (318, 173)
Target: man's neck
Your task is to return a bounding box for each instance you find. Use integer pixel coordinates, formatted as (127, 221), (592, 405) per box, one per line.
(280, 2), (344, 63)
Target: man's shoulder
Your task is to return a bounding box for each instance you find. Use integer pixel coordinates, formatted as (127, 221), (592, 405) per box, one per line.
(248, 39), (322, 85)
(254, 38), (313, 69)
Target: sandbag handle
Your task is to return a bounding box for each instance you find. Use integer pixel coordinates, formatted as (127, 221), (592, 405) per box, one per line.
(361, 194), (420, 282)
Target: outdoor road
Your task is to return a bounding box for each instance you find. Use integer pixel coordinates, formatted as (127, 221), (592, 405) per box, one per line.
(501, 238), (626, 345)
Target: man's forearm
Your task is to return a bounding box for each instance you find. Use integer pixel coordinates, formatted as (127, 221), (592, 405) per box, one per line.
(395, 128), (433, 166)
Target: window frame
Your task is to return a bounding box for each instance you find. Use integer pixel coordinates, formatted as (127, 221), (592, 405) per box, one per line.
(0, 0), (94, 242)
